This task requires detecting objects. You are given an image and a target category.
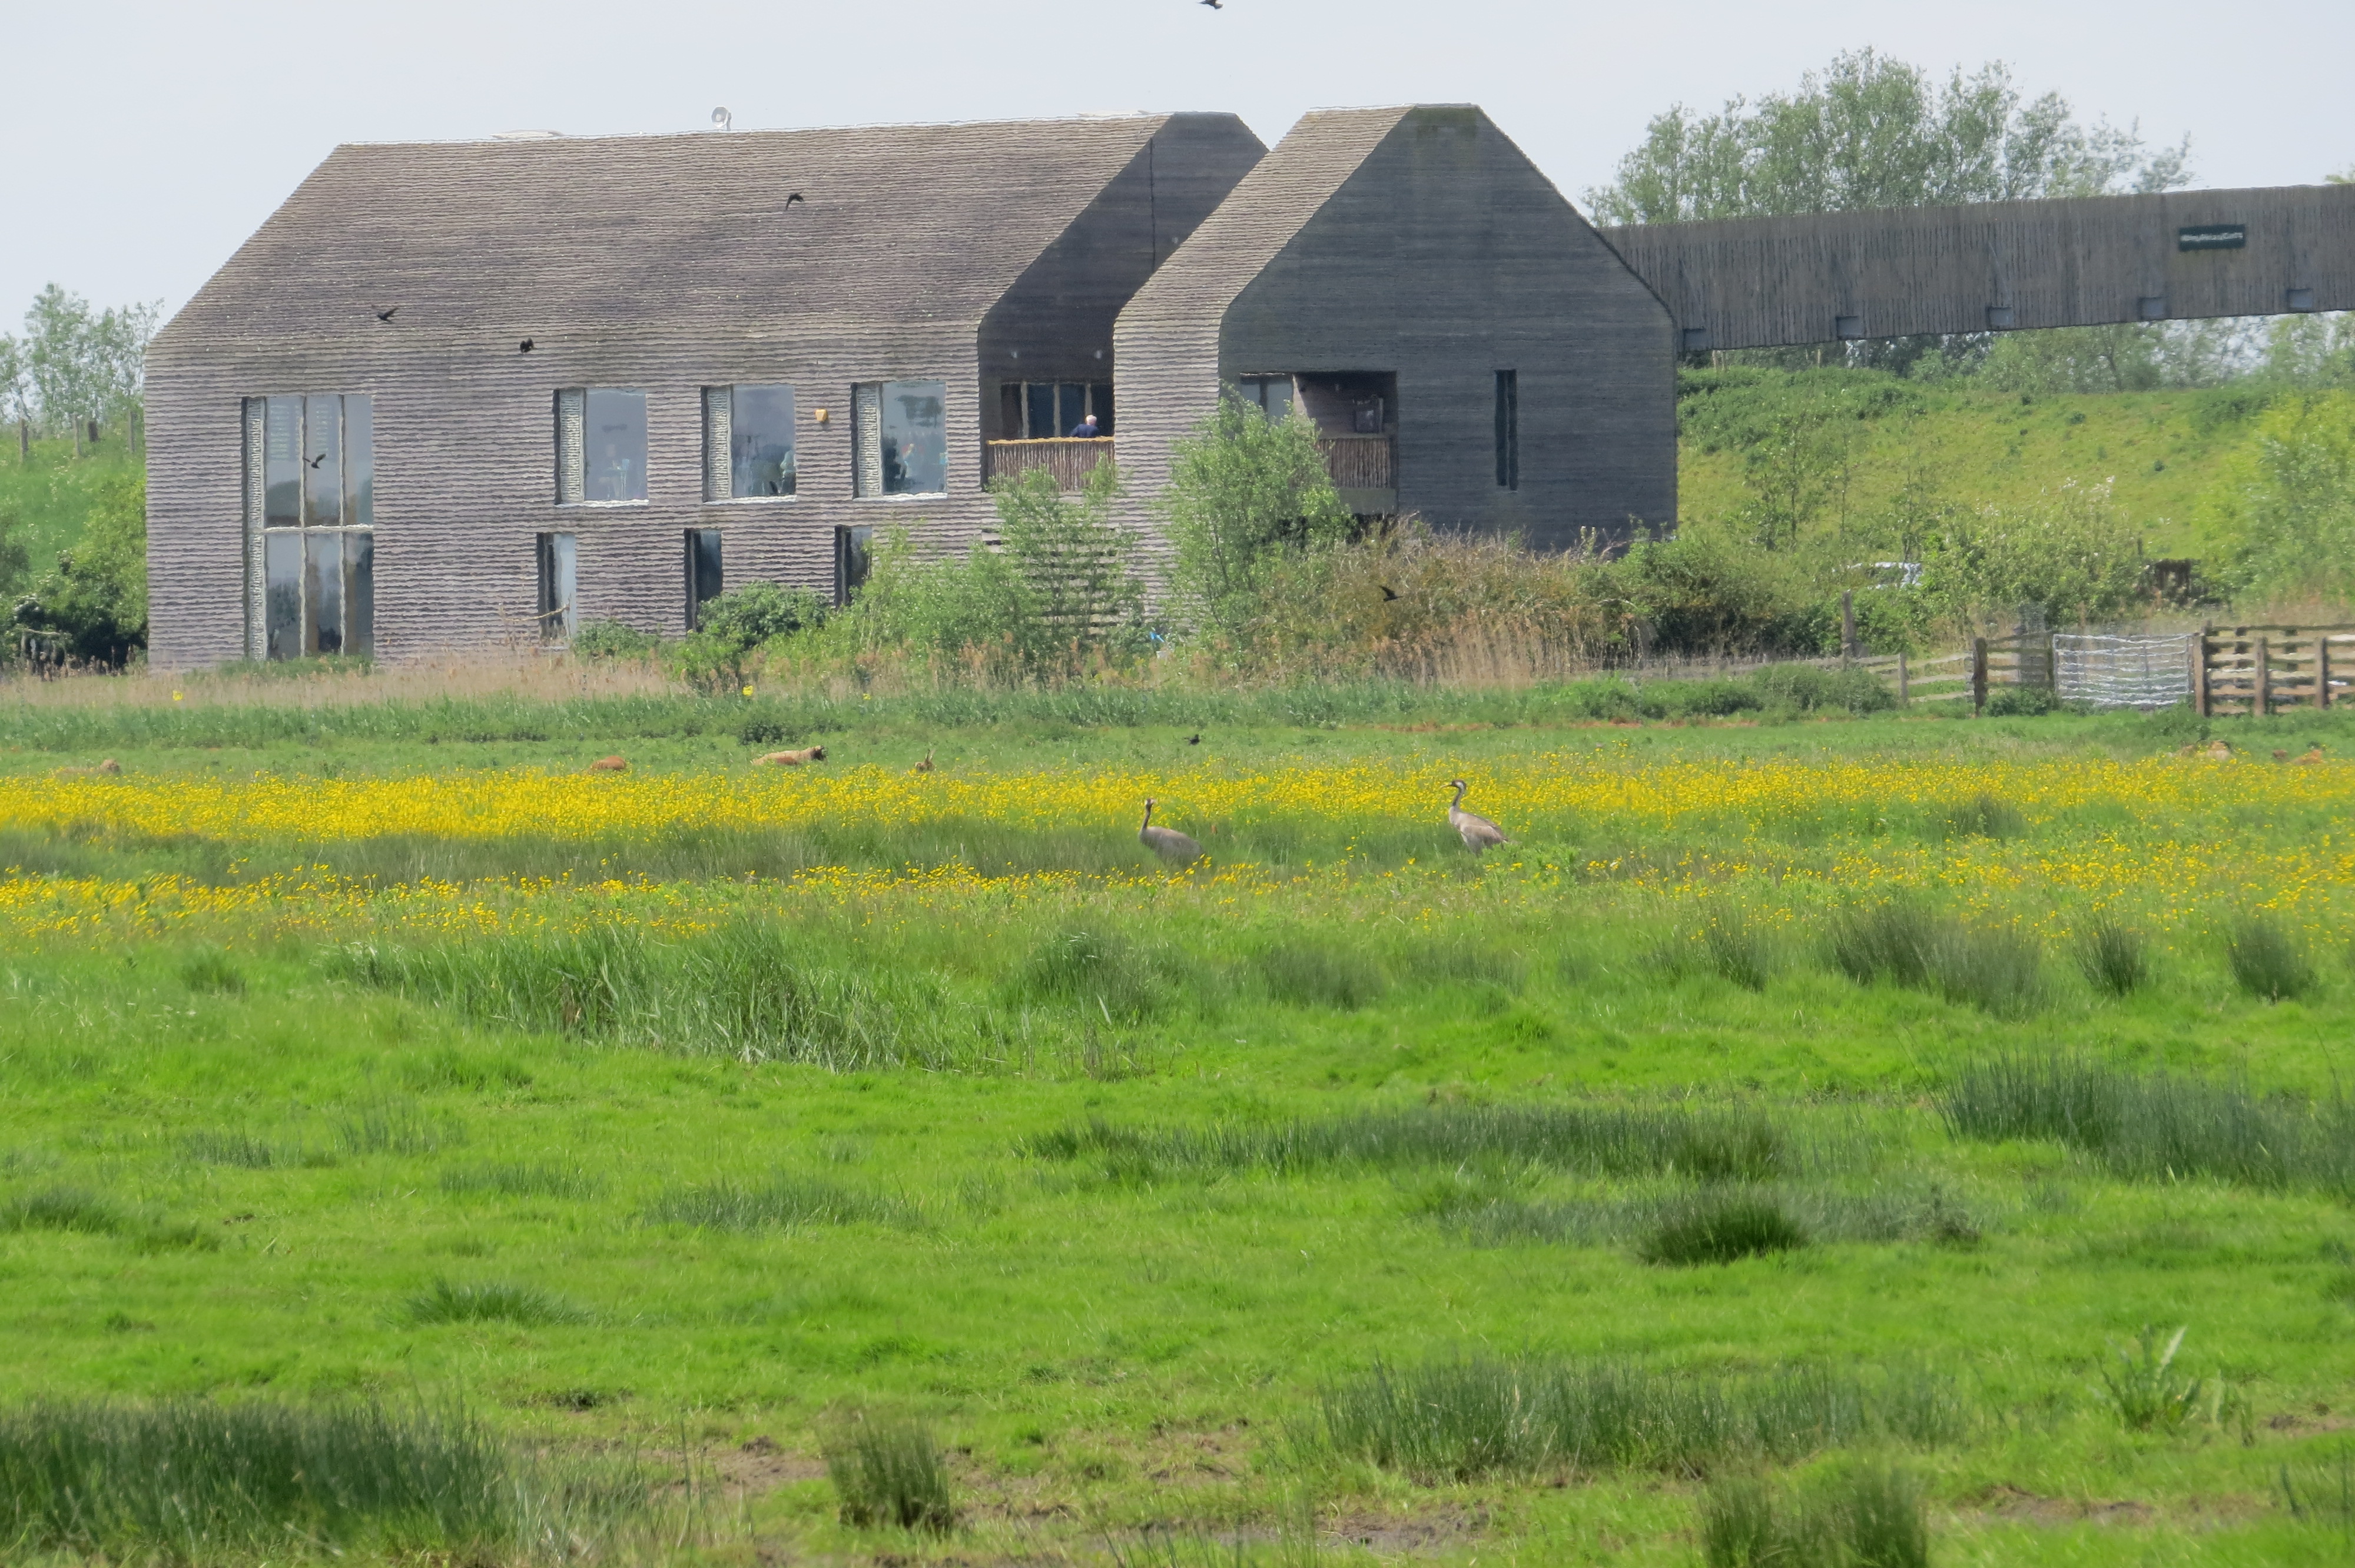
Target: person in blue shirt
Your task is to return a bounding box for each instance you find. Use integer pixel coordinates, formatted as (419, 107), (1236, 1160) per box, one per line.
(1069, 413), (1102, 439)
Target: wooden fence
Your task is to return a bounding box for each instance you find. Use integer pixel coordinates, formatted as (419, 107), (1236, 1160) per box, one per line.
(983, 437), (1115, 490)
(2194, 624), (2355, 716)
(1317, 434), (1395, 491)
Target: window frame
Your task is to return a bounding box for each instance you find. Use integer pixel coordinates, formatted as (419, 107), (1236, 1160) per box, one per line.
(536, 532), (578, 645)
(684, 528), (724, 629)
(852, 379), (950, 499)
(702, 383), (799, 503)
(244, 393), (376, 661)
(555, 387), (649, 506)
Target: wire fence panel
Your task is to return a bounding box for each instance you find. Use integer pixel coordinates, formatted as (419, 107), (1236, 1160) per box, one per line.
(2055, 633), (2194, 710)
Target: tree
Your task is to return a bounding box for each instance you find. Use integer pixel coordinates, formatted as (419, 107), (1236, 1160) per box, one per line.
(1160, 394), (1354, 642)
(2197, 393), (2355, 603)
(1587, 49), (2190, 225)
(20, 284), (160, 436)
(671, 580), (828, 693)
(1922, 480), (2144, 633)
(0, 333), (25, 430)
(13, 470), (145, 665)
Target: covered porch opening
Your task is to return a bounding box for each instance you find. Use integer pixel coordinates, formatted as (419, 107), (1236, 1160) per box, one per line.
(1236, 370), (1397, 513)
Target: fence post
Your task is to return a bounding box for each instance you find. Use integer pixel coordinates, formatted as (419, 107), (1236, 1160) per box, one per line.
(2194, 624), (2211, 717)
(1972, 637), (1989, 714)
(2323, 637), (2336, 710)
(1840, 590), (1856, 662)
(1897, 652), (1910, 706)
(2256, 636), (2271, 718)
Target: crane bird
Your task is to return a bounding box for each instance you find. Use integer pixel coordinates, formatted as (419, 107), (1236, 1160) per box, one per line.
(1445, 779), (1510, 853)
(1140, 798), (1204, 866)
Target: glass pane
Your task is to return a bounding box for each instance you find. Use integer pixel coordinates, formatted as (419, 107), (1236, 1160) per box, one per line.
(1026, 383), (1055, 440)
(841, 525), (872, 599)
(1053, 384), (1080, 437)
(345, 532), (374, 657)
(538, 533), (578, 639)
(307, 531), (344, 655)
(583, 388), (646, 502)
(729, 384), (796, 497)
(1090, 383), (1114, 435)
(881, 381), (947, 494)
(1263, 378), (1294, 421)
(304, 393), (341, 526)
(686, 530), (723, 625)
(265, 397), (302, 526)
(343, 395), (373, 527)
(264, 531), (303, 660)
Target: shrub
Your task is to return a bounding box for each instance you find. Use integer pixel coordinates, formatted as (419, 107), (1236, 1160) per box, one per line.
(823, 1415), (955, 1532)
(672, 581), (827, 693)
(570, 619), (661, 661)
(399, 1280), (589, 1327)
(2074, 916), (2151, 997)
(1636, 1193), (1810, 1265)
(1311, 1354), (1962, 1480)
(1983, 683), (2057, 717)
(1161, 396), (1355, 646)
(10, 470), (146, 666)
(2224, 913), (2317, 1002)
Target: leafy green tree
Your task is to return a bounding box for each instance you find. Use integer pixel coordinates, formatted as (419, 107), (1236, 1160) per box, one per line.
(13, 470), (144, 664)
(1922, 480), (2144, 632)
(1160, 394), (1353, 643)
(672, 580), (828, 692)
(1588, 48), (2188, 225)
(0, 333), (26, 431)
(2197, 393), (2355, 602)
(21, 285), (160, 436)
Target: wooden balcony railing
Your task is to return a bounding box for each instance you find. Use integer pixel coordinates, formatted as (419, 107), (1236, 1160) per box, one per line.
(1319, 434), (1394, 492)
(984, 437), (1115, 490)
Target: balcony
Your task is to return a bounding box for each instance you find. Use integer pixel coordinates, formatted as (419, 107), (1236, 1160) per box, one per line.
(984, 437), (1115, 490)
(1319, 434), (1395, 514)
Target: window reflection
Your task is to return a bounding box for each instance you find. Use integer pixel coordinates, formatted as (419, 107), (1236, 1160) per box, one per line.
(583, 388), (646, 503)
(246, 393), (376, 660)
(880, 381), (946, 494)
(304, 393), (341, 525)
(264, 397), (302, 526)
(729, 384), (795, 497)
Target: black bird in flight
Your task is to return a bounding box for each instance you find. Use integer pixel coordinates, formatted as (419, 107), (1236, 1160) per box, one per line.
(519, 338), (535, 353)
(1379, 584), (1399, 600)
(1200, 0), (1221, 9)
(374, 305), (399, 321)
(785, 192), (804, 207)
(307, 453), (326, 469)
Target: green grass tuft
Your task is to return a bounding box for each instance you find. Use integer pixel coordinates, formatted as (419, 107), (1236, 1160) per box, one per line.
(1249, 938), (1387, 1011)
(646, 1173), (918, 1231)
(2224, 913), (2318, 1002)
(1941, 790), (2028, 839)
(1926, 922), (2045, 1017)
(0, 1186), (125, 1235)
(1636, 1192), (1811, 1265)
(822, 1414), (956, 1532)
(177, 946), (247, 995)
(2074, 916), (2151, 997)
(399, 1280), (591, 1327)
(1701, 1462), (1929, 1568)
(439, 1162), (606, 1201)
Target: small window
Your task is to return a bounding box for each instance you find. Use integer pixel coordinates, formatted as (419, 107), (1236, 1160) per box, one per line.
(2137, 295), (2168, 321)
(834, 524), (872, 606)
(556, 388), (646, 503)
(1985, 306), (2016, 330)
(853, 381), (948, 496)
(1834, 314), (1865, 340)
(1236, 376), (1295, 420)
(2288, 288), (2318, 313)
(704, 384), (797, 500)
(1494, 370), (1518, 491)
(537, 533), (578, 643)
(1680, 327), (1712, 353)
(244, 393), (375, 660)
(685, 528), (723, 627)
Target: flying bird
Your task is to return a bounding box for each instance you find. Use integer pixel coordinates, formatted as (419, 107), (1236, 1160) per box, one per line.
(785, 192), (804, 207)
(1445, 779), (1510, 854)
(519, 338), (535, 353)
(374, 305), (399, 321)
(1379, 584), (1398, 601)
(307, 453), (325, 469)
(1200, 0), (1222, 9)
(1140, 798), (1204, 866)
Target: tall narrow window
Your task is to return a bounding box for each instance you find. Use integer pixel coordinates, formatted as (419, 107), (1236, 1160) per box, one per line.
(537, 533), (578, 643)
(685, 529), (724, 627)
(834, 524), (872, 606)
(243, 393), (375, 660)
(1494, 370), (1518, 491)
(852, 380), (947, 496)
(556, 388), (646, 503)
(703, 384), (796, 500)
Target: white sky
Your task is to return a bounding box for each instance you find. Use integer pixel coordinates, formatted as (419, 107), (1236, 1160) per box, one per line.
(9, 0), (2353, 327)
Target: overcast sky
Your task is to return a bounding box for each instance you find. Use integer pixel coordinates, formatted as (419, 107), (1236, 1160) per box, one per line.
(9, 0), (2353, 327)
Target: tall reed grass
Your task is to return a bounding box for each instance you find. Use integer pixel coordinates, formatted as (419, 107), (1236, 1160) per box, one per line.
(0, 1398), (647, 1560)
(822, 1415), (955, 1533)
(1309, 1355), (1963, 1480)
(1830, 902), (2043, 1016)
(1026, 1101), (1826, 1184)
(1437, 1182), (1981, 1254)
(2224, 913), (2318, 1002)
(1700, 1463), (1928, 1568)
(1939, 1056), (2355, 1190)
(645, 1172), (919, 1231)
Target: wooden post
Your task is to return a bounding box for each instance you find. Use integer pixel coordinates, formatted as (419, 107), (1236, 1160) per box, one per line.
(1972, 637), (1989, 714)
(1898, 652), (1910, 706)
(2255, 636), (2271, 718)
(2194, 624), (2211, 717)
(1840, 590), (1856, 662)
(2323, 637), (2335, 710)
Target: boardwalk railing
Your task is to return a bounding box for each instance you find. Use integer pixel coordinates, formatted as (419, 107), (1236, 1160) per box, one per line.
(984, 437), (1115, 490)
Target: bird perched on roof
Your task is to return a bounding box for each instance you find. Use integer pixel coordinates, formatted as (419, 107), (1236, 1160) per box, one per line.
(1445, 779), (1509, 853)
(519, 338), (535, 353)
(1140, 799), (1203, 866)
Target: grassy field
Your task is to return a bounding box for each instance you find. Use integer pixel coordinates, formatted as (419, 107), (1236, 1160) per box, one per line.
(3, 673), (2355, 1564)
(0, 431), (141, 572)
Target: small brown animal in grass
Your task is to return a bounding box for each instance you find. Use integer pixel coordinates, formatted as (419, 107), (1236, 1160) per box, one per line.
(586, 755), (628, 773)
(754, 746), (825, 766)
(2292, 744), (2326, 766)
(54, 759), (124, 778)
(912, 749), (934, 773)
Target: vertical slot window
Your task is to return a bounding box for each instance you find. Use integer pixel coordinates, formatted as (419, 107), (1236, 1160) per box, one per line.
(834, 524), (872, 606)
(537, 533), (578, 642)
(703, 383), (796, 500)
(1494, 370), (1518, 491)
(244, 393), (375, 660)
(585, 388), (646, 502)
(685, 528), (724, 627)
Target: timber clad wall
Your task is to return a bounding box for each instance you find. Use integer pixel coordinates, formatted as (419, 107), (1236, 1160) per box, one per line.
(145, 115), (1260, 670)
(1604, 184), (2355, 351)
(1117, 107), (1677, 553)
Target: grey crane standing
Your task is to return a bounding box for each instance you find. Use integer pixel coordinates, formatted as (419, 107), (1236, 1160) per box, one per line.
(1446, 779), (1510, 853)
(1140, 798), (1204, 866)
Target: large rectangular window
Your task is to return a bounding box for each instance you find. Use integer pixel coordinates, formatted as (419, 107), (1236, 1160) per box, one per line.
(537, 533), (578, 643)
(1011, 381), (1113, 439)
(703, 384), (796, 500)
(556, 388), (646, 503)
(853, 380), (947, 496)
(244, 393), (374, 660)
(1494, 370), (1519, 491)
(685, 528), (724, 628)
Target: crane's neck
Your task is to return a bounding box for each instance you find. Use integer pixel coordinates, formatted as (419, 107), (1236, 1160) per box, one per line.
(1140, 802), (1155, 832)
(1450, 782), (1467, 810)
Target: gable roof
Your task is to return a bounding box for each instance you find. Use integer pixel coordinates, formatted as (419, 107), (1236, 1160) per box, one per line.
(155, 114), (1250, 357)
